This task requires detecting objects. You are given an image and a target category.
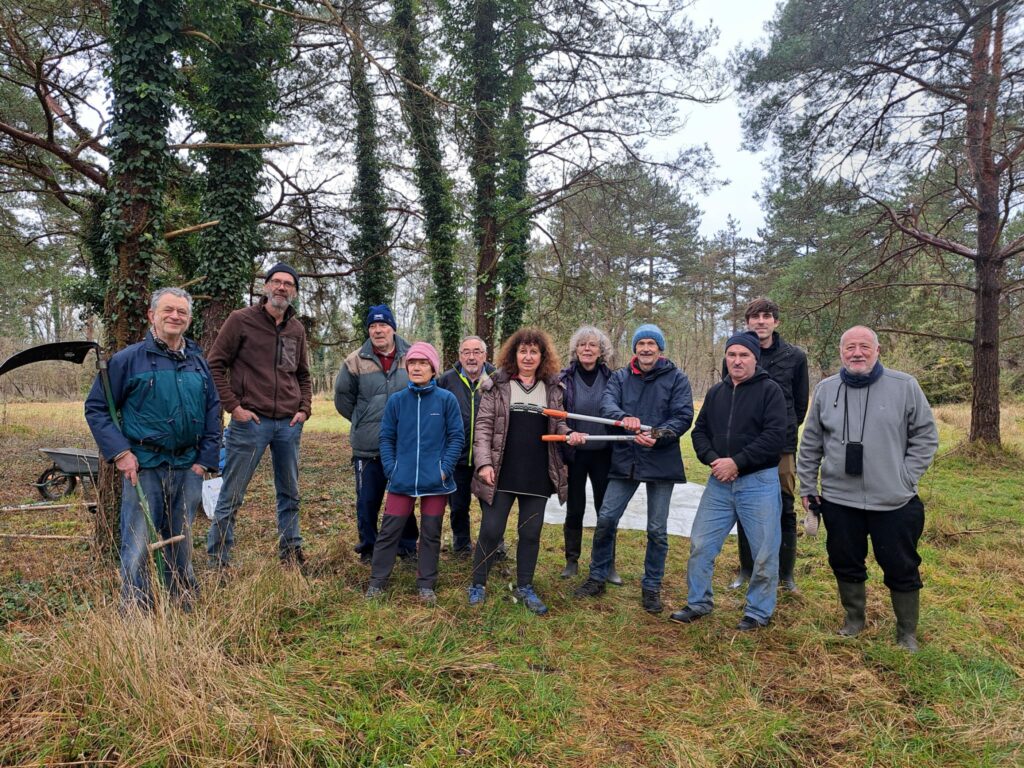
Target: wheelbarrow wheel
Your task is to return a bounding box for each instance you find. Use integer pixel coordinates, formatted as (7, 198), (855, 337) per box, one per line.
(36, 466), (77, 500)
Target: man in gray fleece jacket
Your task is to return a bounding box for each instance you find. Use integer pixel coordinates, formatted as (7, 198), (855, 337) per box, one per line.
(797, 326), (938, 652)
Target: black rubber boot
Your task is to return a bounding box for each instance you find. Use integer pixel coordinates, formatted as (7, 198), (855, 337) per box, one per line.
(730, 522), (752, 589)
(778, 494), (798, 591)
(836, 580), (866, 637)
(890, 589), (920, 652)
(562, 527), (582, 578)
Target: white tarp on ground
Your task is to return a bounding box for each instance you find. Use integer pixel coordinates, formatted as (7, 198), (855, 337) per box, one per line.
(543, 478), (734, 538)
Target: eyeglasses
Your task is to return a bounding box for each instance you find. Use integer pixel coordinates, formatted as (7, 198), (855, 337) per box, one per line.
(461, 349), (485, 356)
(268, 279), (296, 289)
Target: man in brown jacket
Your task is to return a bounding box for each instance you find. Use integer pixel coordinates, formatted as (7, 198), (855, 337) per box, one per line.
(206, 263), (312, 570)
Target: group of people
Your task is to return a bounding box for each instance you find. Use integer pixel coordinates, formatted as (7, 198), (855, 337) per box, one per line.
(84, 264), (939, 652)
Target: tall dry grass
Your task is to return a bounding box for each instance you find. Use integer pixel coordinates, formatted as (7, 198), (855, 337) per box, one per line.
(0, 567), (350, 766)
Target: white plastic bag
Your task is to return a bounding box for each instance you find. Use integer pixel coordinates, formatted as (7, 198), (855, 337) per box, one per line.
(201, 477), (223, 521)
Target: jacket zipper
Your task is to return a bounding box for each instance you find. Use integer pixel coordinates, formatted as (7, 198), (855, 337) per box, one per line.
(726, 383), (737, 456)
(415, 390), (422, 495)
(272, 324), (281, 419)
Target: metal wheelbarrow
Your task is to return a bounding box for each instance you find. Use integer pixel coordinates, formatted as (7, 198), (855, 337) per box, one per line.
(35, 448), (100, 500)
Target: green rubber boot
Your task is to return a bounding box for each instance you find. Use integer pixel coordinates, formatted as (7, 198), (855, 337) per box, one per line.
(836, 580), (866, 637)
(890, 589), (920, 652)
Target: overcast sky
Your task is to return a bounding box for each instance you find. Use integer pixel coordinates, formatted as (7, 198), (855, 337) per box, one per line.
(652, 0), (779, 239)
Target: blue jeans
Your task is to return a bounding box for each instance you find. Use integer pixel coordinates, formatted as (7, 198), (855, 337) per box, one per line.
(686, 468), (782, 623)
(589, 479), (675, 592)
(120, 467), (201, 611)
(206, 416), (303, 564)
(353, 457), (418, 556)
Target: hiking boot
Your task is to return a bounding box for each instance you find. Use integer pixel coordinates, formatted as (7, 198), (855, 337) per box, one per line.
(607, 567), (624, 587)
(728, 570), (751, 590)
(668, 606), (706, 624)
(737, 615), (769, 632)
(280, 547), (308, 575)
(641, 589), (663, 614)
(467, 583), (486, 606)
(365, 585), (384, 600)
(452, 546), (472, 560)
(837, 580), (867, 637)
(573, 578), (606, 598)
(512, 584), (549, 615)
(891, 589), (920, 652)
(418, 588), (437, 606)
(359, 551), (373, 565)
(560, 561), (579, 579)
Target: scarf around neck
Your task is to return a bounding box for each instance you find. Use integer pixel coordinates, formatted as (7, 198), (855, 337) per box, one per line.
(840, 360), (884, 388)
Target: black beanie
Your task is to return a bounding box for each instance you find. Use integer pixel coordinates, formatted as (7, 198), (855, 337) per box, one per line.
(725, 330), (761, 361)
(265, 262), (299, 288)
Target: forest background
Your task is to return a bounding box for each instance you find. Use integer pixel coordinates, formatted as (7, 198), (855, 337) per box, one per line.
(1, 3), (1023, 765)
(2, 0), (1024, 475)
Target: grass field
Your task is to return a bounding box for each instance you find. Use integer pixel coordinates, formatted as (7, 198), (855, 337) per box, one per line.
(0, 398), (1022, 766)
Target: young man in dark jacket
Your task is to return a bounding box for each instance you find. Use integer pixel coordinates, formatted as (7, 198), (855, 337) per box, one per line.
(573, 323), (693, 614)
(670, 331), (787, 631)
(206, 263), (312, 570)
(85, 288), (221, 611)
(437, 335), (494, 556)
(726, 298), (809, 592)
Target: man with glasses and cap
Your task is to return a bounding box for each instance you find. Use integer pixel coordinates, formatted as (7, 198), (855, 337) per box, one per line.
(206, 263), (312, 572)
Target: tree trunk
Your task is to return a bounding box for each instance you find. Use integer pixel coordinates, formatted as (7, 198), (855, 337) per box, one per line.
(970, 253), (1002, 444)
(965, 9), (1002, 445)
(470, 0), (500, 352)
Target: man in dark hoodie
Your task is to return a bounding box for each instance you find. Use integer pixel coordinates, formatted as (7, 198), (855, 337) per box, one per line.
(573, 323), (693, 615)
(726, 298), (809, 592)
(206, 263), (312, 571)
(670, 331), (787, 631)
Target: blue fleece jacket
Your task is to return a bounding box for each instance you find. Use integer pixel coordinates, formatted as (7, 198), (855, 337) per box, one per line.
(601, 357), (694, 482)
(380, 380), (464, 497)
(84, 333), (221, 469)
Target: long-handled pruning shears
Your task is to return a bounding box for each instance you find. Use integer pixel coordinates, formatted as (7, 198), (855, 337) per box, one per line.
(1, 342), (183, 587)
(510, 403), (670, 440)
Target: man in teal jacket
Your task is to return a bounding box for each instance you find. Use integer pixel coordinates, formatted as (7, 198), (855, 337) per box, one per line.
(85, 287), (221, 611)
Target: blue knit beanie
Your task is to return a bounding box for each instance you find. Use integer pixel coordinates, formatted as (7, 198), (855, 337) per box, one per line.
(365, 304), (397, 331)
(725, 330), (761, 361)
(631, 323), (665, 352)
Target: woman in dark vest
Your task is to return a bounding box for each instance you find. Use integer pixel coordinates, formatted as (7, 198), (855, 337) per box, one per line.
(468, 327), (585, 615)
(557, 326), (622, 584)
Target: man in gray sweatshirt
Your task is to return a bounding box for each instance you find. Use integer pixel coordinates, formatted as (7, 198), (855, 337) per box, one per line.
(797, 326), (938, 651)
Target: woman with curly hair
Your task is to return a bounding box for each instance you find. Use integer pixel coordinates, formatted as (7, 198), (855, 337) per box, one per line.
(468, 327), (586, 614)
(557, 326), (622, 583)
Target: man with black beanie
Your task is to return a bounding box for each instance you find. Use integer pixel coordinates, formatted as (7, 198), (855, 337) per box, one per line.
(207, 262), (312, 571)
(725, 297), (809, 592)
(671, 331), (787, 631)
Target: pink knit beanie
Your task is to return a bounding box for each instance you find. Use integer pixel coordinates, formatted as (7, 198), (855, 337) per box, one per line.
(406, 341), (441, 374)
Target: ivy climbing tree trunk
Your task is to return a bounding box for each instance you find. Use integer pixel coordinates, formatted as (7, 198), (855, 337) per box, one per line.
(188, 0), (291, 349)
(393, 0), (462, 366)
(96, 0), (181, 556)
(469, 0), (501, 352)
(349, 22), (395, 334)
(496, 18), (532, 343)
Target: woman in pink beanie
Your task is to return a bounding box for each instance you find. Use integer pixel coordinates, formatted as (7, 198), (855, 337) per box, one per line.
(366, 342), (464, 604)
